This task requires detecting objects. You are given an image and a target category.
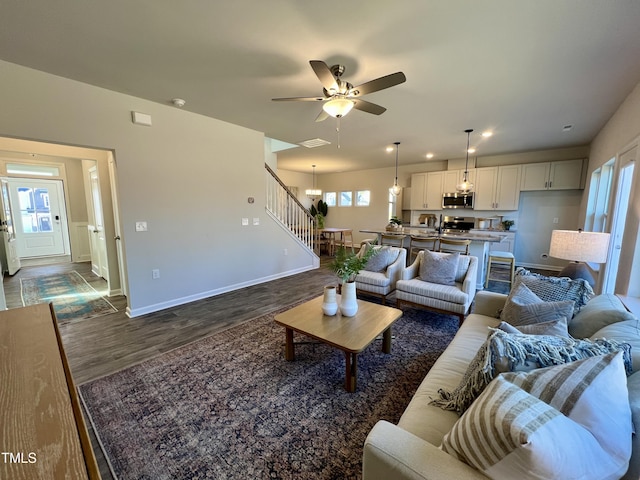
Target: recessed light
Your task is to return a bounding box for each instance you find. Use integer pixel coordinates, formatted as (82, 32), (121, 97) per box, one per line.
(386, 146), (394, 152)
(426, 153), (434, 159)
(467, 147), (476, 154)
(481, 131), (493, 138)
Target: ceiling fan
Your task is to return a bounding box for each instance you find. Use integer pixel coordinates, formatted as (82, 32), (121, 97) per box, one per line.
(272, 60), (406, 122)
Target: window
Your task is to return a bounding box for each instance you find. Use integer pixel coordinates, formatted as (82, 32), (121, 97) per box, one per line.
(324, 192), (336, 207)
(339, 191), (352, 207)
(388, 190), (397, 220)
(585, 159), (614, 232)
(6, 163), (59, 177)
(356, 190), (370, 206)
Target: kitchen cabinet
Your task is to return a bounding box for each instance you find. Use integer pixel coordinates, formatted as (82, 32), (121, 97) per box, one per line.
(474, 165), (521, 211)
(410, 171), (443, 209)
(489, 231), (516, 254)
(520, 159), (585, 191)
(442, 169), (476, 193)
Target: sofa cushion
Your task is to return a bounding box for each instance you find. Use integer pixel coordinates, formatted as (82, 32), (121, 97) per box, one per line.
(431, 328), (633, 414)
(354, 270), (391, 288)
(441, 352), (632, 480)
(592, 318), (640, 373)
(363, 246), (399, 272)
(419, 250), (460, 286)
(498, 318), (569, 337)
(396, 279), (468, 305)
(569, 293), (637, 339)
(515, 267), (594, 315)
(500, 282), (574, 326)
(623, 370), (640, 480)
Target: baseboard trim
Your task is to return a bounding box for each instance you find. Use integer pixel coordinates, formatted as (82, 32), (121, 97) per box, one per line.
(125, 264), (318, 318)
(517, 262), (562, 272)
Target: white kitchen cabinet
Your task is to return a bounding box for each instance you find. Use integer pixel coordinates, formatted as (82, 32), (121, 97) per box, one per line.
(410, 171), (443, 209)
(520, 159), (585, 191)
(474, 165), (521, 211)
(489, 231), (516, 254)
(442, 169), (476, 193)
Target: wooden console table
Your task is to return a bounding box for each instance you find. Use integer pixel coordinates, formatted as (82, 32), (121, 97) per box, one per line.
(0, 303), (100, 479)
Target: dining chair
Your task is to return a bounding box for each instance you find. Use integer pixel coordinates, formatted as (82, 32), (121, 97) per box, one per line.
(409, 236), (439, 263)
(438, 238), (471, 255)
(380, 234), (407, 248)
(340, 229), (356, 253)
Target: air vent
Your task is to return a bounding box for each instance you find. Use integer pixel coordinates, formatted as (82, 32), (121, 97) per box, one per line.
(298, 138), (331, 148)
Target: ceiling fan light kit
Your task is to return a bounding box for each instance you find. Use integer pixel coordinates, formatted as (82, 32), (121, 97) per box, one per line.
(273, 60), (406, 121)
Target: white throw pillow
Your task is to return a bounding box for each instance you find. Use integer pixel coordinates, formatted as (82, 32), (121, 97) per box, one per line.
(441, 352), (633, 480)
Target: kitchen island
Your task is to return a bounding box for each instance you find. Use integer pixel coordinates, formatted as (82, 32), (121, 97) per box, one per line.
(360, 228), (508, 290)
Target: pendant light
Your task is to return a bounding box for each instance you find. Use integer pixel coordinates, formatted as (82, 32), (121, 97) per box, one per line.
(456, 129), (474, 193)
(306, 164), (322, 198)
(390, 142), (402, 196)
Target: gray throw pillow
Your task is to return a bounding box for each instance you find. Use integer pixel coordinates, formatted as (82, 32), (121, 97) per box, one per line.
(430, 328), (633, 414)
(568, 294), (637, 339)
(500, 282), (574, 326)
(419, 250), (460, 286)
(515, 267), (594, 316)
(363, 246), (399, 273)
(498, 318), (570, 337)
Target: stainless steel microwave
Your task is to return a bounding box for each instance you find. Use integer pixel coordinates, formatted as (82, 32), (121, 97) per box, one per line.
(442, 192), (474, 209)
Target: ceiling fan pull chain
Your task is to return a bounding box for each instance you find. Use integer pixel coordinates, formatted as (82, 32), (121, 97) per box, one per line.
(336, 117), (341, 149)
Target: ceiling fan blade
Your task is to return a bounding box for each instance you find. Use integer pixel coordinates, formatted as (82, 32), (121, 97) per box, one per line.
(315, 110), (329, 122)
(350, 72), (406, 96)
(352, 99), (386, 115)
(272, 96), (325, 102)
(310, 60), (339, 92)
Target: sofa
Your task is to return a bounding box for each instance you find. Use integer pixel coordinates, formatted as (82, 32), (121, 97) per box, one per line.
(363, 290), (640, 480)
(396, 251), (478, 325)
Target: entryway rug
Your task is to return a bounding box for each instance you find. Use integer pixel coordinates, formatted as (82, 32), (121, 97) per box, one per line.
(79, 302), (459, 480)
(20, 271), (117, 323)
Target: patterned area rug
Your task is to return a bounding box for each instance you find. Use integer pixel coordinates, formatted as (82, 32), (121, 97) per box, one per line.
(80, 301), (459, 479)
(20, 271), (117, 323)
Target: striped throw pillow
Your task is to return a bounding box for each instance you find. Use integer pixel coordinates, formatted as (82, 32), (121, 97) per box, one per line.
(441, 352), (633, 480)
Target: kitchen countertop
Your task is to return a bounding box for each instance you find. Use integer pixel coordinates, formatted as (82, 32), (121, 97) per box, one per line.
(361, 228), (507, 243)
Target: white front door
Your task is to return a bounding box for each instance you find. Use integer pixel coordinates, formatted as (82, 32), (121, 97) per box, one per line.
(8, 178), (70, 258)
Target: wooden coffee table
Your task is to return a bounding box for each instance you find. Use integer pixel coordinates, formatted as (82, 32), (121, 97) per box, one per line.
(274, 295), (403, 392)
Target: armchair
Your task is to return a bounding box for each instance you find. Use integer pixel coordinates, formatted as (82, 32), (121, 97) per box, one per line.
(396, 250), (478, 325)
(354, 246), (407, 305)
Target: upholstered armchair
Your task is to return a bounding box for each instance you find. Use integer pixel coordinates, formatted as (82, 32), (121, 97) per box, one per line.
(354, 246), (407, 305)
(396, 250), (478, 325)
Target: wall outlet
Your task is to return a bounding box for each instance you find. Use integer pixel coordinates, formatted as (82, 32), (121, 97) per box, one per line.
(152, 269), (160, 279)
(253, 217), (260, 226)
(241, 218), (249, 226)
(540, 253), (549, 259)
(553, 217), (559, 224)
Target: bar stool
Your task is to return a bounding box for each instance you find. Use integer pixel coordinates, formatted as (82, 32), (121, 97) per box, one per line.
(485, 251), (516, 290)
(409, 236), (438, 263)
(380, 234), (407, 248)
(438, 238), (471, 255)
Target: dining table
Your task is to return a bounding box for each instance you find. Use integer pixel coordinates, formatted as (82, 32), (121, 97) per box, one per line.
(319, 228), (352, 256)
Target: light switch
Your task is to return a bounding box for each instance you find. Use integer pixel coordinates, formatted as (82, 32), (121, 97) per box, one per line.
(135, 221), (148, 232)
(253, 217), (260, 226)
(241, 218), (249, 226)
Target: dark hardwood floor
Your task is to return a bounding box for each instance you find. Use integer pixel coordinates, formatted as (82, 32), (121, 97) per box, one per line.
(2, 256), (540, 479)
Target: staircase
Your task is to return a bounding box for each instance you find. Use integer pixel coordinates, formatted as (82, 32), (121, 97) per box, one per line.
(265, 163), (317, 256)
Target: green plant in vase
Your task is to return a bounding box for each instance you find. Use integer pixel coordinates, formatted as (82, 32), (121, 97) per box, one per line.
(329, 245), (378, 284)
(501, 220), (515, 231)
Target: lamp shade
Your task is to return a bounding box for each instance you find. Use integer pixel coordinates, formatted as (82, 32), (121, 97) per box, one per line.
(549, 230), (611, 263)
(322, 98), (354, 118)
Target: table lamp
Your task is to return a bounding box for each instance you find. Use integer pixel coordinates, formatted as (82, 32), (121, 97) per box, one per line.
(549, 229), (611, 287)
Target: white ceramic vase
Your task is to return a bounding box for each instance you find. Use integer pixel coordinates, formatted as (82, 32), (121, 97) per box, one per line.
(322, 285), (338, 316)
(340, 281), (358, 317)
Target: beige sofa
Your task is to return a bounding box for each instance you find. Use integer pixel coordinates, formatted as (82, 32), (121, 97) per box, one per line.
(363, 291), (640, 480)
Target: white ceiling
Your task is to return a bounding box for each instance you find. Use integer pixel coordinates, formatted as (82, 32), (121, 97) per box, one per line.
(1, 0), (640, 173)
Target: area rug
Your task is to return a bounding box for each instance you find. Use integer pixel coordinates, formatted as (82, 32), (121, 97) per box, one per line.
(79, 302), (459, 480)
(20, 271), (117, 323)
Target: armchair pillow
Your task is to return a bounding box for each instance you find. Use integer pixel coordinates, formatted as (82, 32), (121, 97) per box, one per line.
(363, 246), (399, 273)
(419, 250), (460, 286)
(441, 352), (633, 480)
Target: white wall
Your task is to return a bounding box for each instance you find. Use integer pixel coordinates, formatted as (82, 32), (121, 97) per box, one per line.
(0, 60), (316, 316)
(583, 80), (640, 294)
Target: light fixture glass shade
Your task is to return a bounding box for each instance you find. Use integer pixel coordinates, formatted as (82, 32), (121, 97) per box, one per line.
(323, 98), (355, 118)
(456, 176), (473, 193)
(390, 183), (402, 196)
(549, 230), (611, 263)
(457, 129), (474, 193)
(305, 188), (322, 197)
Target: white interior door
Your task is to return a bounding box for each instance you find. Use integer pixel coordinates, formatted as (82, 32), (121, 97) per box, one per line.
(8, 178), (70, 258)
(88, 166), (109, 279)
(0, 178), (21, 274)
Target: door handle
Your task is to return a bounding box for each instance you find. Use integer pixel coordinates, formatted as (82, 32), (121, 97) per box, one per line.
(93, 229), (99, 233)
(115, 236), (121, 241)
